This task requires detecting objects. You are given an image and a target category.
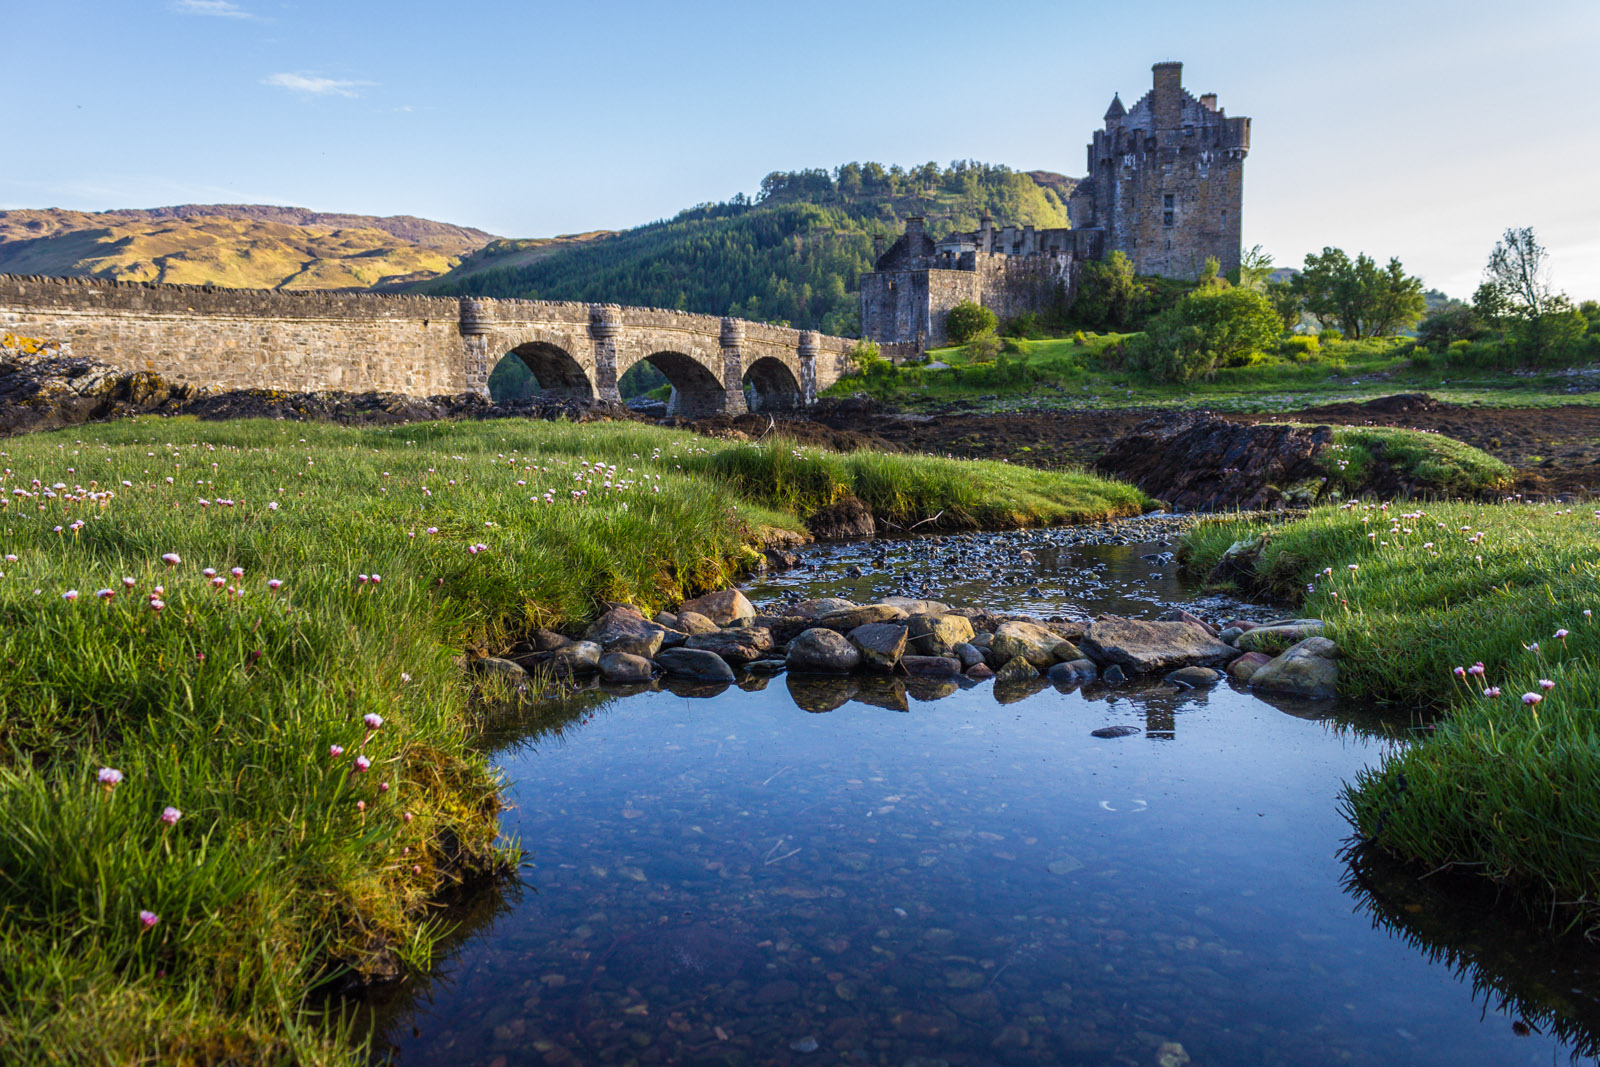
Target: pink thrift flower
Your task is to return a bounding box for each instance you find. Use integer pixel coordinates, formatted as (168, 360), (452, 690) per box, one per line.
(1467, 663), (1485, 676)
(363, 713), (383, 730)
(96, 588), (114, 601)
(122, 576), (136, 588)
(1348, 564), (1358, 571)
(403, 811), (414, 822)
(97, 767), (123, 786)
(1555, 629), (1569, 639)
(210, 576), (226, 589)
(379, 781), (390, 792)
(149, 599), (166, 612)
(1540, 679), (1556, 691)
(1523, 692), (1543, 707)
(356, 800), (366, 813)
(267, 579), (282, 590)
(1452, 666), (1465, 679)
(202, 568), (216, 578)
(354, 755), (371, 773)
(61, 589), (78, 601)
(139, 910), (159, 928)
(1483, 686), (1502, 698)
(161, 553), (181, 566)
(160, 806), (181, 825)
(329, 744), (344, 758)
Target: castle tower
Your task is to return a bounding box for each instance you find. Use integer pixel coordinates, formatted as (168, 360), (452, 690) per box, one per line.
(1068, 60), (1250, 279)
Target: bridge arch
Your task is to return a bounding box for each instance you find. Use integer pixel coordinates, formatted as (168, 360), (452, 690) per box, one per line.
(633, 350), (728, 416)
(743, 356), (803, 412)
(488, 341), (592, 402)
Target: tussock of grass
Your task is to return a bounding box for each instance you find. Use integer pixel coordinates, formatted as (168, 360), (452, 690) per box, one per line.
(0, 416), (1143, 1061)
(1182, 502), (1600, 933)
(1316, 427), (1514, 497)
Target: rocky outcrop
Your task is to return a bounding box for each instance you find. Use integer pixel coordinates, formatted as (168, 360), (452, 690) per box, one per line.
(1079, 618), (1237, 673)
(806, 495), (875, 541)
(1249, 636), (1339, 699)
(1096, 412), (1334, 511)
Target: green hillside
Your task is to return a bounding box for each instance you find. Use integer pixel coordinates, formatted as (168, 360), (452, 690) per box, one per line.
(422, 162), (1075, 335)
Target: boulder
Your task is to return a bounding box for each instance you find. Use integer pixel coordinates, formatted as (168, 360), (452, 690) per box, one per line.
(685, 627), (774, 664)
(991, 620), (1077, 669)
(806, 494), (875, 541)
(1235, 620), (1326, 655)
(679, 589), (755, 627)
(1249, 637), (1339, 699)
(848, 623), (907, 671)
(675, 610), (720, 636)
(966, 663), (995, 680)
(524, 627), (569, 653)
(586, 607), (669, 658)
(752, 614), (814, 645)
(1165, 666), (1221, 689)
(472, 656), (527, 682)
(906, 613), (975, 657)
(1157, 608), (1219, 636)
(953, 642), (986, 671)
(787, 628), (862, 673)
(1079, 618), (1237, 674)
(655, 647), (737, 683)
(1216, 626), (1245, 646)
(764, 547), (801, 570)
(653, 611), (679, 628)
(994, 656), (1040, 683)
(1103, 665), (1127, 684)
(881, 597), (952, 615)
(901, 655), (962, 678)
(747, 658), (788, 674)
(549, 640), (602, 674)
(1228, 651), (1274, 682)
(792, 597), (857, 619)
(598, 652), (654, 684)
(814, 604), (908, 631)
(1047, 659), (1098, 685)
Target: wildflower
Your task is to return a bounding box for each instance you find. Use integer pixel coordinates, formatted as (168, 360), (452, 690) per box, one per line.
(1540, 679), (1556, 691)
(267, 579), (282, 590)
(379, 781), (390, 792)
(161, 552), (181, 566)
(267, 501), (279, 511)
(202, 568), (216, 578)
(1555, 628), (1569, 640)
(1467, 663), (1485, 677)
(210, 576), (226, 589)
(97, 767), (123, 787)
(231, 567), (244, 578)
(122, 576), (135, 588)
(329, 744), (344, 758)
(148, 598), (166, 612)
(400, 673), (412, 683)
(354, 755), (371, 773)
(139, 910), (159, 928)
(363, 713), (383, 730)
(61, 589), (78, 601)
(356, 800), (366, 813)
(1348, 564), (1358, 571)
(1526, 642), (1540, 653)
(160, 806), (181, 825)
(369, 574), (381, 585)
(426, 527), (438, 535)
(1523, 692), (1543, 707)
(1483, 686), (1502, 698)
(403, 811), (414, 822)
(412, 865), (422, 875)
(96, 588), (114, 601)
(1323, 567), (1333, 577)
(358, 574), (369, 584)
(1452, 666), (1465, 679)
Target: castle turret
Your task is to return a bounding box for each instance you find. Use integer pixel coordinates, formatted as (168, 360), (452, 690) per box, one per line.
(1104, 94), (1126, 123)
(979, 215), (994, 254)
(872, 233), (885, 261)
(904, 217), (926, 268)
(1022, 224), (1036, 255)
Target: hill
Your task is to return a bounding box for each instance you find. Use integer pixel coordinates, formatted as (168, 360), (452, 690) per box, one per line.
(0, 206), (498, 290)
(421, 161), (1075, 335)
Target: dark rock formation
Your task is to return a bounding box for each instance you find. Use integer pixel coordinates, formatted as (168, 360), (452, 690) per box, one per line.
(806, 494), (875, 541)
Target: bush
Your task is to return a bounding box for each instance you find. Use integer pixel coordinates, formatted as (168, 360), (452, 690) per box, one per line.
(1001, 312), (1045, 340)
(962, 328), (1002, 363)
(945, 301), (998, 345)
(1072, 330), (1087, 344)
(1126, 287), (1284, 382)
(1417, 305), (1488, 349)
(1319, 328), (1344, 343)
(1281, 335), (1320, 361)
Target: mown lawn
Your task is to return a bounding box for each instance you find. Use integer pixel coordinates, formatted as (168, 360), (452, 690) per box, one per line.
(0, 416), (1147, 1063)
(1181, 502), (1600, 934)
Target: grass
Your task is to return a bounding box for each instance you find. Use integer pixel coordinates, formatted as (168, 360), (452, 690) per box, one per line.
(1180, 501), (1600, 935)
(1315, 427), (1515, 498)
(828, 333), (1600, 414)
(0, 416), (1145, 1063)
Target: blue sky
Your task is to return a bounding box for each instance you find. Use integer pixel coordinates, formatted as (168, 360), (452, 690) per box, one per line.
(7, 0), (1600, 298)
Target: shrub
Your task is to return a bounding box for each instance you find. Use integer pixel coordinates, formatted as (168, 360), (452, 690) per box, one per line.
(1072, 330), (1087, 344)
(962, 328), (1002, 363)
(1127, 287), (1284, 382)
(1416, 305), (1488, 349)
(1319, 328), (1344, 343)
(945, 301), (998, 345)
(1281, 335), (1320, 361)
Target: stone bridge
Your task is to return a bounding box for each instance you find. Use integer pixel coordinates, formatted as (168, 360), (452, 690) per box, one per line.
(0, 274), (859, 414)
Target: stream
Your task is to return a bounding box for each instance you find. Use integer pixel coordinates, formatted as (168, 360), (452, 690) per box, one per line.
(365, 519), (1600, 1065)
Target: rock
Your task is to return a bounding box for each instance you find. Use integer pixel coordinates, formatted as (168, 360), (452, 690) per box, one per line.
(654, 647), (737, 683)
(966, 663), (995, 680)
(585, 607), (669, 658)
(902, 655), (962, 678)
(1228, 651), (1274, 682)
(525, 627), (569, 652)
(764, 547), (800, 570)
(472, 656), (527, 681)
(968, 631), (993, 651)
(953, 642), (986, 670)
(993, 655), (1039, 683)
(1165, 666), (1221, 689)
(906, 613), (975, 657)
(880, 597), (952, 615)
(674, 610), (720, 635)
(598, 652), (653, 684)
(1095, 412), (1336, 511)
(1079, 618), (1237, 674)
(1217, 626), (1245, 645)
(787, 628), (862, 673)
(806, 494), (875, 541)
(1158, 608), (1219, 636)
(1047, 659), (1098, 685)
(991, 620), (1077, 668)
(1103, 664), (1127, 684)
(747, 658), (788, 674)
(1250, 636), (1339, 699)
(652, 611), (679, 628)
(751, 614), (814, 644)
(791, 597), (857, 618)
(678, 589), (755, 627)
(1235, 620), (1326, 655)
(685, 627), (773, 664)
(549, 640), (602, 674)
(848, 622), (907, 671)
(814, 604), (908, 631)
(1091, 725), (1141, 738)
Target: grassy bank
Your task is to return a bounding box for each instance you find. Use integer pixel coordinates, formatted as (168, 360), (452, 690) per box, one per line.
(1181, 502), (1600, 933)
(1315, 427), (1514, 498)
(0, 417), (1146, 1062)
(828, 333), (1600, 413)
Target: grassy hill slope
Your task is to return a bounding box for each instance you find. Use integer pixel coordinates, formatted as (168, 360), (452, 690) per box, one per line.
(0, 207), (499, 290)
(421, 162), (1075, 334)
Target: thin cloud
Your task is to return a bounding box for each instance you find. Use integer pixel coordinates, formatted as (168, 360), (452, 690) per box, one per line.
(262, 72), (374, 98)
(171, 0), (260, 19)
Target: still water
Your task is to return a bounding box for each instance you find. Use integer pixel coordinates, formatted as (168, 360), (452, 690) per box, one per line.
(371, 525), (1600, 1065)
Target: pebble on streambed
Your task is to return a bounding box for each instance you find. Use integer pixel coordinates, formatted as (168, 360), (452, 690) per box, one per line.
(485, 577), (1338, 708)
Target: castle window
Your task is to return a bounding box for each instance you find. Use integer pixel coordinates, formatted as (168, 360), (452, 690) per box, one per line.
(1163, 194), (1175, 228)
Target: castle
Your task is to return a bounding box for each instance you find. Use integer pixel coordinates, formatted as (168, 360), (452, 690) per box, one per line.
(859, 61), (1250, 353)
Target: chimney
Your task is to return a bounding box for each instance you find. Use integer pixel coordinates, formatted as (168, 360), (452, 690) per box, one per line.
(904, 217), (926, 268)
(1152, 60), (1183, 129)
(1000, 225), (1017, 254)
(1199, 92), (1218, 112)
(1022, 223), (1036, 254)
(979, 214), (994, 254)
(872, 233), (885, 261)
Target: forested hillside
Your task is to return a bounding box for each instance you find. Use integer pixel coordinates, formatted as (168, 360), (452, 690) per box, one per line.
(424, 162), (1074, 335)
